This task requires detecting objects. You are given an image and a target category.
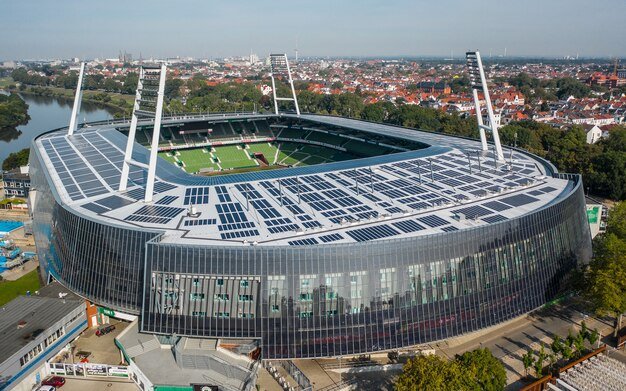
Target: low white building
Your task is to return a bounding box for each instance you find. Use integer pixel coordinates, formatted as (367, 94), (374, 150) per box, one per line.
(0, 284), (86, 391)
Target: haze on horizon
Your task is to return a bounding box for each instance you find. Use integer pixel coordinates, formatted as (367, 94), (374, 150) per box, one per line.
(1, 0), (624, 60)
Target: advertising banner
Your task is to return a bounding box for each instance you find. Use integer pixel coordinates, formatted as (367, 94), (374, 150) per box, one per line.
(85, 364), (108, 376)
(108, 366), (129, 378)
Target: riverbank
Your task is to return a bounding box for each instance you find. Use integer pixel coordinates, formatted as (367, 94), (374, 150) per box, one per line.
(2, 80), (133, 115)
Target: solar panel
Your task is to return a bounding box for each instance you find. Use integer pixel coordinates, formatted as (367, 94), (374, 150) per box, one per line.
(302, 221), (322, 228)
(500, 194), (540, 207)
(81, 202), (109, 214)
(268, 224), (299, 234)
(154, 182), (176, 193)
(288, 238), (319, 246)
(123, 187), (145, 201)
(218, 221), (255, 231)
(452, 205), (493, 219)
(417, 215), (449, 227)
(183, 218), (217, 226)
(392, 220), (425, 233)
(216, 202), (249, 224)
(319, 233), (344, 243)
(96, 195), (134, 210)
(441, 226), (459, 232)
(220, 230), (259, 240)
(156, 195), (178, 205)
(184, 187), (210, 205)
(539, 186), (557, 193)
(346, 224), (400, 242)
(125, 205), (185, 224)
(483, 214), (508, 224)
(483, 200), (512, 212)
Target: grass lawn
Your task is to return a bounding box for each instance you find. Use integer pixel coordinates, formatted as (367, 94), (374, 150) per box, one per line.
(0, 269), (41, 306)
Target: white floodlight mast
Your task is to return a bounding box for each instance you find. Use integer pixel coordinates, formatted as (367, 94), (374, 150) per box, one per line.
(284, 56), (300, 115)
(467, 51), (505, 162)
(118, 64), (167, 203)
(144, 64), (167, 203)
(67, 62), (86, 136)
(118, 67), (145, 192)
(270, 54), (300, 116)
(471, 88), (488, 151)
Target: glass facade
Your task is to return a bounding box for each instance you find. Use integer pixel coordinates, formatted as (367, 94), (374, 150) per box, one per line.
(31, 139), (592, 360)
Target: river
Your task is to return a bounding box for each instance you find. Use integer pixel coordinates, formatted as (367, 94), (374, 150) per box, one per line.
(0, 92), (117, 164)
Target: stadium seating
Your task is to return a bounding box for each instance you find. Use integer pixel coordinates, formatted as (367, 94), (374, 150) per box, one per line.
(305, 131), (347, 147)
(342, 139), (391, 157)
(277, 127), (309, 140)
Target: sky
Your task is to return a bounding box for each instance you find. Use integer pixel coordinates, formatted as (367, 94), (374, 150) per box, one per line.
(1, 0), (624, 60)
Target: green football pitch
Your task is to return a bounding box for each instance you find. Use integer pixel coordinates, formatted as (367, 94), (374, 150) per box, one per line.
(159, 141), (358, 174)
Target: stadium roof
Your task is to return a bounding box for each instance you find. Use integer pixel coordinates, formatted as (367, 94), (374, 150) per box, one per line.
(34, 113), (572, 247)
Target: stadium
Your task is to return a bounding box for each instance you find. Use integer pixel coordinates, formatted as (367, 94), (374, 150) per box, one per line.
(30, 53), (592, 362)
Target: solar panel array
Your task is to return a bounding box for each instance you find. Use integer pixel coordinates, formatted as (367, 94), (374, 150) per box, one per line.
(124, 205), (185, 224)
(37, 121), (561, 245)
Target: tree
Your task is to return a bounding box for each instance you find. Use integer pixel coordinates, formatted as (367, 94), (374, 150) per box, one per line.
(550, 335), (564, 358)
(555, 78), (591, 99)
(588, 328), (600, 347)
(456, 348), (507, 391)
(395, 348), (506, 391)
(0, 93), (30, 129)
(2, 148), (30, 171)
(584, 202), (626, 336)
(522, 349), (535, 377)
(394, 354), (465, 391)
(533, 344), (548, 377)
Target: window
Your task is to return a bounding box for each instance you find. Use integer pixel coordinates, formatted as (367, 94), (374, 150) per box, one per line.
(299, 293), (312, 301)
(327, 292), (337, 299)
(192, 311), (206, 316)
(214, 312), (230, 318)
(192, 278), (200, 287)
(271, 305), (280, 312)
(190, 293), (205, 301)
(214, 293), (229, 301)
(216, 278), (224, 286)
(238, 313), (254, 319)
(240, 280), (249, 287)
(238, 294), (253, 302)
(299, 311), (313, 318)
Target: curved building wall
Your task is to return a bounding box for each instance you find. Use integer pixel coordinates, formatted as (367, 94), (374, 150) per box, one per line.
(30, 144), (161, 312)
(140, 177), (590, 359)
(30, 138), (592, 360)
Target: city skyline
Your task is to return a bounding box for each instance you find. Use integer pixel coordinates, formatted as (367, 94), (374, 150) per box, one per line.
(1, 0), (625, 60)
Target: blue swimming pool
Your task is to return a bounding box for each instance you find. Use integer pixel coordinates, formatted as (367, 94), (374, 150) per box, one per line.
(0, 220), (24, 235)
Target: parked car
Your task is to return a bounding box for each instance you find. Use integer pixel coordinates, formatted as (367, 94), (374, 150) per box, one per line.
(42, 376), (65, 388)
(36, 386), (56, 391)
(95, 324), (115, 336)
